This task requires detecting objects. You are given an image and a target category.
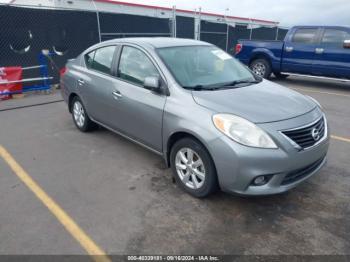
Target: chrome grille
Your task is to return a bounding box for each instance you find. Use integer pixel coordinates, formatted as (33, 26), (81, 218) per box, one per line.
(282, 116), (326, 149)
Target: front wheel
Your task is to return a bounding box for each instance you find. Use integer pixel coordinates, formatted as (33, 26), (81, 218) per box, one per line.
(250, 58), (272, 79)
(170, 138), (218, 198)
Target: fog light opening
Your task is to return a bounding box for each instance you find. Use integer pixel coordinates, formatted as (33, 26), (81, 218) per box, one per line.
(252, 175), (269, 186)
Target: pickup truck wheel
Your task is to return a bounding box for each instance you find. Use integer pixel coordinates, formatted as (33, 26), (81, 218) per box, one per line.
(274, 72), (289, 79)
(250, 59), (272, 79)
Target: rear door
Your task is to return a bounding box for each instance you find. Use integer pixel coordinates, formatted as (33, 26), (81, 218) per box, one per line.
(77, 45), (121, 128)
(281, 27), (320, 74)
(312, 28), (350, 78)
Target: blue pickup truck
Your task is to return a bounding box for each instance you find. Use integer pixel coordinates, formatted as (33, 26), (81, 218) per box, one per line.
(235, 26), (350, 80)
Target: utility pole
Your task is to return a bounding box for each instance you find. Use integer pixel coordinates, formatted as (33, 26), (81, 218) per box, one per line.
(172, 5), (177, 38)
(249, 19), (253, 40)
(198, 7), (202, 40)
(92, 0), (102, 42)
(225, 8), (229, 52)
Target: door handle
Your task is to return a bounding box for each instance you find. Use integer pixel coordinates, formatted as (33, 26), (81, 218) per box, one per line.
(112, 90), (122, 99)
(315, 48), (324, 54)
(285, 46), (294, 52)
(78, 79), (85, 86)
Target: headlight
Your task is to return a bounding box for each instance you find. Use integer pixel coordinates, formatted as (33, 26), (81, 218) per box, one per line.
(306, 95), (322, 109)
(213, 114), (278, 149)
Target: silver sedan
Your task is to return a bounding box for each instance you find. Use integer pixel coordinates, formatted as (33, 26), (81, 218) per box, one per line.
(60, 38), (329, 197)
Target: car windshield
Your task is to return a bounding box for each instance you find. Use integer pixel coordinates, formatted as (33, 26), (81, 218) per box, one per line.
(157, 45), (258, 90)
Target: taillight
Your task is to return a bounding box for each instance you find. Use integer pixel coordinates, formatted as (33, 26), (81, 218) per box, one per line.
(235, 43), (243, 55)
(59, 67), (67, 77)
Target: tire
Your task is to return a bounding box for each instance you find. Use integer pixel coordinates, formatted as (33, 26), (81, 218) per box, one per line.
(274, 72), (289, 79)
(71, 96), (97, 132)
(170, 138), (219, 198)
(250, 58), (272, 79)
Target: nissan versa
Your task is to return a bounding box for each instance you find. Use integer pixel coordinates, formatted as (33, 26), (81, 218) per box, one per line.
(60, 38), (329, 197)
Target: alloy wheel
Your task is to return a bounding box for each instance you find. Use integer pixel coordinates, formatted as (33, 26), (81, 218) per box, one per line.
(175, 148), (206, 189)
(73, 101), (85, 128)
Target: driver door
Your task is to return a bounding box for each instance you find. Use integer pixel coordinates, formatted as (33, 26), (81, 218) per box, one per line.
(108, 45), (166, 152)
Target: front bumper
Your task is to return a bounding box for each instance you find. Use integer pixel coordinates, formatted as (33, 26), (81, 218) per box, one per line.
(207, 107), (330, 195)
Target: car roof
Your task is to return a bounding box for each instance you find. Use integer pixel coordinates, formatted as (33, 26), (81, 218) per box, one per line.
(292, 25), (350, 29)
(100, 37), (212, 49)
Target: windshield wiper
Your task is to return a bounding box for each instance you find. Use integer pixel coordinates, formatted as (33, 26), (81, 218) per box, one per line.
(220, 79), (262, 87)
(183, 79), (262, 91)
(183, 85), (222, 91)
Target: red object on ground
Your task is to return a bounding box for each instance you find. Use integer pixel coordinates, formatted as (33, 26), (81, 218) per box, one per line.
(0, 66), (23, 100)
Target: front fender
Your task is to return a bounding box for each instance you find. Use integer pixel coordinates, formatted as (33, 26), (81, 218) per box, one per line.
(162, 98), (222, 165)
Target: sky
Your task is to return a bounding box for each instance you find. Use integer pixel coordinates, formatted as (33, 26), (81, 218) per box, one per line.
(113, 0), (350, 27)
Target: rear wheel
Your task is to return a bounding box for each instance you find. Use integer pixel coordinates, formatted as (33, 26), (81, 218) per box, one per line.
(170, 138), (218, 198)
(250, 58), (272, 79)
(71, 96), (97, 132)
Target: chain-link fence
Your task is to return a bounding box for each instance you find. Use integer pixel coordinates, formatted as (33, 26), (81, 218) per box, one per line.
(99, 12), (172, 41)
(199, 21), (288, 53)
(0, 1), (288, 84)
(0, 3), (100, 84)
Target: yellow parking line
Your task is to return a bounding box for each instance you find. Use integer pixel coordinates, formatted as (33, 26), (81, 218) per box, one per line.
(331, 135), (350, 143)
(291, 87), (350, 98)
(0, 145), (111, 262)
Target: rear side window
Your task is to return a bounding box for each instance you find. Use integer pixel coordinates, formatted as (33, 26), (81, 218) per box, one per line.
(118, 46), (159, 86)
(85, 46), (116, 75)
(85, 51), (95, 69)
(321, 29), (350, 47)
(292, 29), (317, 44)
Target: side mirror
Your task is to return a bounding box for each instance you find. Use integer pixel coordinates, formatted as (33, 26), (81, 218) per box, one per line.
(144, 76), (161, 92)
(344, 40), (350, 49)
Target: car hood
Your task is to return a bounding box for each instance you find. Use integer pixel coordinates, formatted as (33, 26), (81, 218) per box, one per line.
(192, 80), (316, 123)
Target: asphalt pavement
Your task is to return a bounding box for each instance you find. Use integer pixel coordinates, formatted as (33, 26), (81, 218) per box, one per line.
(0, 76), (349, 257)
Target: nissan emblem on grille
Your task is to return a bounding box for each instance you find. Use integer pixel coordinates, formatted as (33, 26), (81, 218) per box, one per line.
(282, 117), (325, 149)
(311, 127), (320, 141)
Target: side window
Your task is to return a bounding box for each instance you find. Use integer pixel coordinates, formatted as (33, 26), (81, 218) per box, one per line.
(85, 50), (95, 69)
(321, 29), (350, 47)
(292, 29), (318, 44)
(90, 46), (116, 74)
(118, 46), (160, 86)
